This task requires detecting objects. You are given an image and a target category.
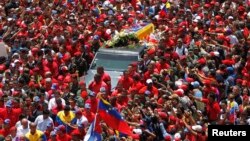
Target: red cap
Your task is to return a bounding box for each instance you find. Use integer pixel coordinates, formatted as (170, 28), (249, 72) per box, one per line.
(79, 81), (85, 85)
(174, 90), (184, 97)
(236, 79), (243, 84)
(179, 85), (188, 91)
(33, 67), (40, 72)
(28, 81), (35, 87)
(31, 47), (39, 53)
(147, 48), (156, 55)
(204, 4), (210, 8)
(165, 136), (171, 141)
(63, 54), (71, 61)
(13, 91), (19, 97)
(159, 112), (168, 119)
(0, 65), (6, 71)
(186, 77), (194, 83)
(197, 58), (206, 65)
(71, 129), (81, 136)
(172, 52), (179, 60)
(58, 75), (64, 81)
(58, 125), (66, 132)
(238, 6), (245, 12)
(215, 15), (222, 21)
(192, 4), (200, 9)
(222, 60), (234, 66)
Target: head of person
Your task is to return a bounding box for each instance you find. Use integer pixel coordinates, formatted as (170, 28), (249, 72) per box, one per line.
(75, 109), (82, 119)
(177, 38), (183, 48)
(228, 93), (235, 102)
(3, 119), (10, 129)
(56, 98), (63, 108)
(9, 126), (17, 138)
(56, 125), (66, 136)
(100, 87), (107, 98)
(97, 66), (104, 75)
(29, 122), (37, 135)
(43, 109), (50, 119)
(64, 105), (71, 116)
(146, 79), (153, 89)
(94, 73), (102, 83)
(208, 93), (216, 103)
(21, 118), (28, 129)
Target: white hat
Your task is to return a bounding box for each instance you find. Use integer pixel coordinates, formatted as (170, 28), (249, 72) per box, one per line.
(228, 16), (233, 20)
(146, 79), (153, 84)
(133, 129), (142, 134)
(174, 133), (181, 140)
(175, 80), (183, 87)
(192, 125), (203, 132)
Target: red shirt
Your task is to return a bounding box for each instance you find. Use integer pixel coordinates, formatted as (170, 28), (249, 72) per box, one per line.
(0, 108), (22, 127)
(155, 62), (170, 72)
(202, 98), (220, 121)
(101, 72), (111, 93)
(56, 134), (72, 141)
(85, 98), (98, 113)
(143, 69), (159, 81)
(111, 89), (122, 97)
(128, 81), (144, 93)
(139, 86), (159, 98)
(88, 81), (108, 94)
(83, 111), (95, 123)
(117, 76), (133, 90)
(0, 128), (10, 137)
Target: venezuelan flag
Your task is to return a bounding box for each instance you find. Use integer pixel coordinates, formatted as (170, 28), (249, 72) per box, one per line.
(159, 2), (171, 18)
(84, 115), (102, 141)
(98, 98), (132, 135)
(56, 110), (77, 132)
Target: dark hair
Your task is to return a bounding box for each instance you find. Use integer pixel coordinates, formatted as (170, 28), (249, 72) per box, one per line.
(43, 109), (50, 115)
(209, 93), (216, 100)
(64, 105), (71, 111)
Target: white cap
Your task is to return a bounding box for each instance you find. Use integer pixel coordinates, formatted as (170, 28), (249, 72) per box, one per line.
(192, 125), (203, 132)
(174, 133), (181, 140)
(228, 16), (233, 20)
(175, 80), (183, 87)
(146, 79), (153, 84)
(133, 129), (142, 134)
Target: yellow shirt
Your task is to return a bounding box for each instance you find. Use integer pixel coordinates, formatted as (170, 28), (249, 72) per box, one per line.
(25, 130), (44, 141)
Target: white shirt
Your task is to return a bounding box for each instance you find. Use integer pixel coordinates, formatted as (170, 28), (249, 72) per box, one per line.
(48, 98), (66, 110)
(34, 115), (54, 132)
(175, 46), (188, 57)
(17, 126), (29, 136)
(76, 116), (88, 127)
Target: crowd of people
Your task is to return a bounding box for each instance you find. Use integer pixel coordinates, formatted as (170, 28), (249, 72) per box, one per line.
(0, 0), (250, 141)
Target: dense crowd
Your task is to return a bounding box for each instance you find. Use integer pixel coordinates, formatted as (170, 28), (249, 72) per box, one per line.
(0, 0), (250, 141)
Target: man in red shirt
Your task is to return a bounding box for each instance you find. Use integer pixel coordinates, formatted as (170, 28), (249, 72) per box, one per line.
(82, 104), (95, 123)
(139, 79), (159, 99)
(0, 119), (11, 137)
(128, 74), (143, 94)
(0, 100), (22, 127)
(55, 125), (72, 141)
(88, 74), (108, 94)
(97, 66), (111, 94)
(190, 93), (220, 123)
(85, 91), (98, 113)
(155, 57), (170, 72)
(117, 70), (133, 90)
